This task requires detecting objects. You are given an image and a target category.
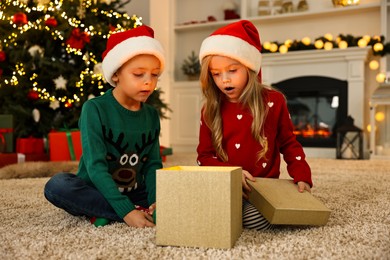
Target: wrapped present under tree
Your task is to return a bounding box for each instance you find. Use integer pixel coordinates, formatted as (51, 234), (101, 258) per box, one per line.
(0, 114), (14, 153)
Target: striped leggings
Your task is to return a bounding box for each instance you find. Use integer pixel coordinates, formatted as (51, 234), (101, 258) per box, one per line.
(242, 200), (273, 230)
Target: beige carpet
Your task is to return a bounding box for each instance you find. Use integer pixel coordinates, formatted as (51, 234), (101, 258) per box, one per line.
(0, 153), (389, 259)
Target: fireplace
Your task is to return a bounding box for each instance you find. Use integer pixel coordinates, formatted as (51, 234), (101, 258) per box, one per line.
(273, 76), (348, 148)
(261, 47), (371, 158)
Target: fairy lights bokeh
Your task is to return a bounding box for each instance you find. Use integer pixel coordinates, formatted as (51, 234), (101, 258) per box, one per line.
(262, 32), (388, 83)
(0, 0), (142, 106)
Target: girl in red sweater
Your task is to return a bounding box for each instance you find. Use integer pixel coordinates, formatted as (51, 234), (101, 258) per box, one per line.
(197, 20), (313, 230)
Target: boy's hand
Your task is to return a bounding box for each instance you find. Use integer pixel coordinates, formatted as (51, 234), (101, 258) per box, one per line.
(242, 170), (255, 200)
(297, 181), (311, 193)
(124, 209), (155, 228)
(148, 203), (156, 215)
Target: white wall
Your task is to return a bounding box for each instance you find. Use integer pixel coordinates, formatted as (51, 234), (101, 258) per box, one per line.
(122, 0), (150, 25)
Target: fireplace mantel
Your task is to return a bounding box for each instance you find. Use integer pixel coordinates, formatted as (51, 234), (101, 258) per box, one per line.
(262, 47), (372, 158)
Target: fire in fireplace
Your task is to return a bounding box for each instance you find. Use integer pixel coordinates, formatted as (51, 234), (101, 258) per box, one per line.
(272, 76), (348, 148)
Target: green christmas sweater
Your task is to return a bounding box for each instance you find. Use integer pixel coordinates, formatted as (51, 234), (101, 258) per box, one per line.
(76, 88), (162, 219)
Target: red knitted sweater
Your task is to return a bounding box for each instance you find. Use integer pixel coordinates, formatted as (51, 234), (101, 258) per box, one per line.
(197, 89), (313, 187)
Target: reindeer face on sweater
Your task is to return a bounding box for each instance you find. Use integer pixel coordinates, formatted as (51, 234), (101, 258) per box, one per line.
(103, 126), (158, 193)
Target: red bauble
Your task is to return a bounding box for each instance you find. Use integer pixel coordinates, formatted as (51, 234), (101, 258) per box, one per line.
(66, 28), (90, 50)
(27, 90), (39, 101)
(109, 25), (116, 32)
(64, 101), (72, 108)
(12, 12), (28, 26)
(0, 51), (6, 62)
(45, 17), (58, 28)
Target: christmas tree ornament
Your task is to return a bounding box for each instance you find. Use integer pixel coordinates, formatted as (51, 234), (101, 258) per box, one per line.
(27, 90), (39, 101)
(64, 101), (73, 108)
(32, 108), (40, 123)
(0, 51), (6, 62)
(45, 17), (58, 28)
(12, 12), (28, 26)
(28, 45), (44, 58)
(66, 28), (90, 50)
(54, 75), (68, 90)
(93, 63), (103, 75)
(84, 52), (90, 65)
(50, 100), (60, 110)
(77, 2), (86, 19)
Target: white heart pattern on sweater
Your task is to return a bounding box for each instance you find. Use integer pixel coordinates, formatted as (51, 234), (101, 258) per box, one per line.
(296, 156), (301, 160)
(235, 143), (240, 149)
(262, 162), (267, 168)
(268, 102), (274, 107)
(237, 114), (243, 120)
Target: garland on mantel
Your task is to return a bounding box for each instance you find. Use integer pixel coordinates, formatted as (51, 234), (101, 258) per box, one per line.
(261, 34), (390, 57)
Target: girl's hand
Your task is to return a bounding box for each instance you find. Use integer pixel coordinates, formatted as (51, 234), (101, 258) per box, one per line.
(148, 203), (156, 215)
(242, 169), (256, 200)
(123, 209), (155, 228)
(297, 181), (311, 193)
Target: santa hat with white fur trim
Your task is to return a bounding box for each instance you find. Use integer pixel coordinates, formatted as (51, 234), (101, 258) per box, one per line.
(102, 25), (165, 86)
(199, 20), (262, 81)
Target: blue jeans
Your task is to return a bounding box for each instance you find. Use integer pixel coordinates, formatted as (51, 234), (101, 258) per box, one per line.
(44, 173), (148, 221)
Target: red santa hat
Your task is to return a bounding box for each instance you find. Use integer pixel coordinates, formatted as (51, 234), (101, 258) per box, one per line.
(199, 20), (262, 80)
(102, 25), (165, 86)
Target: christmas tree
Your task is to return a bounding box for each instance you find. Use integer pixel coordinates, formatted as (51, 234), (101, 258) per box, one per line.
(0, 0), (170, 138)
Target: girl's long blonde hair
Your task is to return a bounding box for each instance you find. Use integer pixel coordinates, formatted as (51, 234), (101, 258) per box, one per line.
(200, 55), (270, 162)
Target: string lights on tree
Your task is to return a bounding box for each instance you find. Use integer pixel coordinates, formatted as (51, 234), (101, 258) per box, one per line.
(0, 0), (169, 138)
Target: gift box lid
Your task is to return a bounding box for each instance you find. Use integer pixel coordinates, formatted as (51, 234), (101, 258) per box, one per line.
(248, 178), (331, 226)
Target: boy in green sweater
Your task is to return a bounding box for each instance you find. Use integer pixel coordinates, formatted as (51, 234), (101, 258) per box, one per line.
(44, 25), (165, 228)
